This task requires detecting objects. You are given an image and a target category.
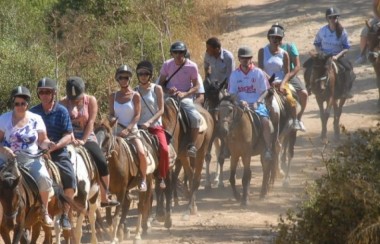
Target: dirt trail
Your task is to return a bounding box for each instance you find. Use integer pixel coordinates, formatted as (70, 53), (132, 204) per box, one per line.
(37, 0), (379, 243)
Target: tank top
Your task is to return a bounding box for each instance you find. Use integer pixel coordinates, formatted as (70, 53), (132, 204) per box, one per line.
(136, 84), (162, 127)
(113, 91), (138, 129)
(263, 45), (286, 84)
(67, 95), (97, 141)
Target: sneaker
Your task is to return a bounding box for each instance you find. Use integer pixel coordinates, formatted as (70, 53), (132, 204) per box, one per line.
(42, 213), (54, 227)
(60, 214), (72, 230)
(354, 55), (367, 65)
(140, 180), (147, 192)
(100, 199), (120, 208)
(264, 150), (272, 161)
(298, 120), (306, 132)
(159, 179), (166, 189)
(187, 145), (197, 158)
(292, 119), (302, 131)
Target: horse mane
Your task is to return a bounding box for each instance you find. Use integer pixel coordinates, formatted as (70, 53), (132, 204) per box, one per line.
(219, 95), (238, 106)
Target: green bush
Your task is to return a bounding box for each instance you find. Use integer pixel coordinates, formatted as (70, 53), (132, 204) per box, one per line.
(276, 125), (380, 244)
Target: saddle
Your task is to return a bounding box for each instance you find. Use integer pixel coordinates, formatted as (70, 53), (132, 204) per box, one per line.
(166, 97), (208, 133)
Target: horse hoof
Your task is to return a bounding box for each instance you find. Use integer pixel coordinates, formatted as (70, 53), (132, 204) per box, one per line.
(190, 206), (198, 215)
(155, 214), (165, 223)
(204, 184), (212, 191)
(218, 182), (225, 189)
(164, 217), (172, 229)
(282, 179), (290, 187)
(234, 193), (241, 202)
(240, 199), (249, 206)
(125, 227), (131, 239)
(181, 212), (190, 221)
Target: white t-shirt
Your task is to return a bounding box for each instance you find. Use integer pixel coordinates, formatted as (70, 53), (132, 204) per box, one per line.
(228, 65), (269, 104)
(0, 111), (46, 155)
(314, 25), (351, 55)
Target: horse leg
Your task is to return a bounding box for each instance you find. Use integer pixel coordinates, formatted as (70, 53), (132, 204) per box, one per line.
(30, 224), (42, 244)
(260, 154), (271, 198)
(317, 97), (328, 141)
(0, 228), (12, 244)
(241, 156), (252, 206)
(154, 177), (165, 222)
(217, 138), (226, 188)
(172, 159), (182, 206)
(229, 154), (241, 202)
(117, 191), (131, 241)
(110, 191), (126, 243)
(334, 98), (346, 141)
(204, 134), (216, 191)
(164, 174), (173, 229)
(283, 130), (297, 187)
(141, 178), (153, 237)
(88, 200), (98, 244)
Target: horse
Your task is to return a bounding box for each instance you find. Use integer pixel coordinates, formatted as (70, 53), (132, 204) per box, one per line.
(304, 51), (346, 141)
(217, 95), (280, 204)
(365, 19), (380, 107)
(203, 78), (228, 189)
(162, 97), (214, 215)
(95, 120), (155, 242)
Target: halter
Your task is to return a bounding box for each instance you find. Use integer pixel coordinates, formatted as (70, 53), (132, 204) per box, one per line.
(3, 187), (21, 219)
(218, 100), (244, 131)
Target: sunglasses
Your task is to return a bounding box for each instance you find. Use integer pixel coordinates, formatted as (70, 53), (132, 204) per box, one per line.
(118, 76), (131, 81)
(270, 36), (283, 40)
(14, 102), (28, 107)
(137, 72), (151, 77)
(38, 90), (53, 95)
(172, 51), (185, 54)
(328, 16), (339, 19)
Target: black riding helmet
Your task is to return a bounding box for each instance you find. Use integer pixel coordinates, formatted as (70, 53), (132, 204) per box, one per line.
(37, 77), (57, 90)
(11, 86), (31, 102)
(115, 64), (133, 81)
(66, 76), (85, 100)
(170, 41), (187, 54)
(271, 22), (285, 33)
(267, 26), (285, 38)
(136, 61), (153, 75)
(325, 7), (340, 18)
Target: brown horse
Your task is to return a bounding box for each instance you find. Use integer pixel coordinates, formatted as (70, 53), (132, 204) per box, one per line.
(217, 96), (278, 204)
(304, 52), (346, 141)
(162, 97), (213, 215)
(95, 120), (155, 242)
(366, 20), (380, 107)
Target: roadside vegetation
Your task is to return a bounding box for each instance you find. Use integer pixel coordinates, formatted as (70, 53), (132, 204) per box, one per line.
(0, 0), (227, 113)
(276, 125), (380, 244)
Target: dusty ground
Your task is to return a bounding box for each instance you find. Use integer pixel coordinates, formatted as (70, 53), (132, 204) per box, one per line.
(35, 0), (379, 243)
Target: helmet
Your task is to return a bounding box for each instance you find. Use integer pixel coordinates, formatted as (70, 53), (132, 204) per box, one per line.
(11, 86), (31, 101)
(170, 41), (187, 53)
(136, 61), (153, 75)
(238, 46), (253, 58)
(66, 76), (85, 100)
(115, 64), (133, 80)
(325, 7), (340, 17)
(267, 26), (284, 37)
(37, 77), (57, 90)
(271, 22), (285, 32)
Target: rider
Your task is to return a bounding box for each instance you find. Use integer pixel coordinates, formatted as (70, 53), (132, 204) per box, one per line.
(228, 46), (273, 161)
(135, 60), (169, 189)
(61, 76), (120, 206)
(30, 78), (76, 230)
(159, 41), (201, 158)
(355, 0), (380, 64)
(258, 26), (302, 131)
(0, 86), (54, 227)
(110, 65), (149, 192)
(271, 23), (308, 132)
(313, 7), (355, 99)
(204, 37), (235, 87)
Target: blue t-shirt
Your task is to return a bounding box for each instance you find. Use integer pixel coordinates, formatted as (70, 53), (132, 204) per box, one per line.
(313, 25), (350, 55)
(30, 102), (73, 143)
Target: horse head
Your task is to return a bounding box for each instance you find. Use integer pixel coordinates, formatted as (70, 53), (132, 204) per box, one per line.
(94, 117), (115, 158)
(216, 95), (242, 137)
(204, 78), (227, 111)
(309, 51), (334, 92)
(366, 20), (380, 63)
(0, 158), (22, 227)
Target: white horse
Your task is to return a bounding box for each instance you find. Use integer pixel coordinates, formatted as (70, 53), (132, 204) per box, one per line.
(54, 145), (100, 244)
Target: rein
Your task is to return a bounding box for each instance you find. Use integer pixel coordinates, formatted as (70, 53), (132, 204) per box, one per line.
(219, 102), (244, 130)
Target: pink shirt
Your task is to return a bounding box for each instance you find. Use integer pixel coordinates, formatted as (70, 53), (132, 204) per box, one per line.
(160, 58), (199, 94)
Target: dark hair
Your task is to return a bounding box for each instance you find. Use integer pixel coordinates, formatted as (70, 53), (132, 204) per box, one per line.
(336, 21), (343, 39)
(206, 37), (221, 49)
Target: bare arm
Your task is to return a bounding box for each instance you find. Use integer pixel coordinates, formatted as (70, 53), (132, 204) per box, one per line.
(80, 95), (97, 143)
(258, 48), (264, 69)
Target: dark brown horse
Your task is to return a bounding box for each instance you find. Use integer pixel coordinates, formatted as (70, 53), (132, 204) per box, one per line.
(203, 78), (228, 189)
(95, 120), (155, 242)
(217, 96), (278, 204)
(162, 97), (213, 215)
(304, 51), (346, 141)
(366, 20), (380, 107)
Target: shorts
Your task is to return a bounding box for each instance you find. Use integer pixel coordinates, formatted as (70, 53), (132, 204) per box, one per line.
(289, 76), (306, 91)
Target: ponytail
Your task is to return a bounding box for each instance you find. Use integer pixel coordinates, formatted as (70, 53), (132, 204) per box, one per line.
(336, 21), (343, 38)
